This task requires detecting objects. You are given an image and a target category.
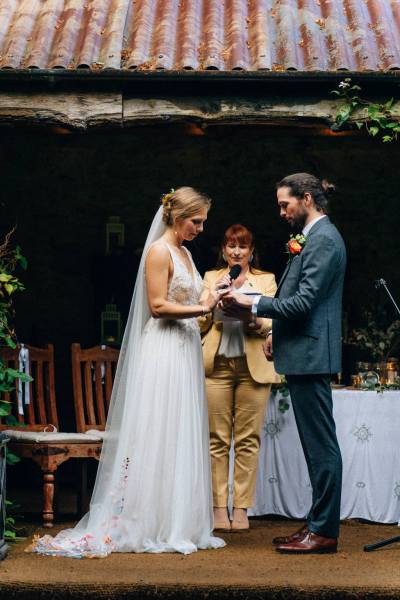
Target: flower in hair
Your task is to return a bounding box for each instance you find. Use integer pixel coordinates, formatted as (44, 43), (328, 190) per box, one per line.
(161, 189), (175, 207)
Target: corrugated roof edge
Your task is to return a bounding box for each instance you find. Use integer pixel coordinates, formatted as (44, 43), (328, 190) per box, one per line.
(0, 69), (399, 82)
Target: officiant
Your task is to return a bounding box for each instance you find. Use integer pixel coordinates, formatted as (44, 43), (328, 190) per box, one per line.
(199, 224), (280, 533)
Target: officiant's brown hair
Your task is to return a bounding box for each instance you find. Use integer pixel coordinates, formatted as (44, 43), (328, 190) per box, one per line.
(162, 187), (211, 226)
(277, 173), (335, 213)
(216, 224), (261, 273)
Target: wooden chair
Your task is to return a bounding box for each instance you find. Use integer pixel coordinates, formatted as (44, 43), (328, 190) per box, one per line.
(0, 344), (106, 528)
(71, 343), (120, 433)
(0, 344), (58, 431)
(70, 343), (120, 512)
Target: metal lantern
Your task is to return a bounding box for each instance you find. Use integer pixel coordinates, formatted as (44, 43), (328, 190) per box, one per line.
(0, 433), (9, 560)
(106, 216), (125, 255)
(101, 303), (122, 346)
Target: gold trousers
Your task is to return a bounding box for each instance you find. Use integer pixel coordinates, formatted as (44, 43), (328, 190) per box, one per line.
(206, 355), (271, 509)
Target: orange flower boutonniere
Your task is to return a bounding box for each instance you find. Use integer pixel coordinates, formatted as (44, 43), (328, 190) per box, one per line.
(286, 234), (306, 263)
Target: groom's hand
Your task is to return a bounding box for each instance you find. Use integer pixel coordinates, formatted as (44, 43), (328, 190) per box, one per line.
(221, 292), (253, 309)
(220, 292), (253, 321)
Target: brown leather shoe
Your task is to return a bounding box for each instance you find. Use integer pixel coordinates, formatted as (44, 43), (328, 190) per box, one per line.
(276, 531), (338, 554)
(272, 524), (309, 545)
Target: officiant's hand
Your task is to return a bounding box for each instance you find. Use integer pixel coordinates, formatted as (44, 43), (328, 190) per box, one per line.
(215, 273), (232, 290)
(263, 333), (273, 361)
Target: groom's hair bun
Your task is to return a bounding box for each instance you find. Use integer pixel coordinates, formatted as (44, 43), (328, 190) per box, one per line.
(161, 187), (211, 225)
(277, 173), (334, 213)
(321, 179), (335, 196)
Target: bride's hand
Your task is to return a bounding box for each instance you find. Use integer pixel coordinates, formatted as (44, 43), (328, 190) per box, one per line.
(206, 288), (229, 311)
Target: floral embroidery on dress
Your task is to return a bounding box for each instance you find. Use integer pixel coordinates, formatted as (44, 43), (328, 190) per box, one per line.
(110, 456), (131, 517)
(27, 456), (132, 559)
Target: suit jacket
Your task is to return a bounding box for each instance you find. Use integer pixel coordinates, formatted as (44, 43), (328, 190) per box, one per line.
(257, 216), (346, 375)
(199, 268), (281, 384)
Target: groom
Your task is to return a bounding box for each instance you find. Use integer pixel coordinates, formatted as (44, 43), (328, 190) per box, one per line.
(223, 173), (346, 554)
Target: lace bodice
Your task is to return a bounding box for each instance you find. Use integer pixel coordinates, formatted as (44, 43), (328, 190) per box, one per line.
(166, 243), (203, 305)
(143, 242), (203, 342)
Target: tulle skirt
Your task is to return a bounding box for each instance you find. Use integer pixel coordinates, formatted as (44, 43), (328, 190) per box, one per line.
(30, 318), (225, 557)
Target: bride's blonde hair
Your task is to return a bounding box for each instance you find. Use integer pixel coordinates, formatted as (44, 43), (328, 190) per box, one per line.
(161, 187), (211, 226)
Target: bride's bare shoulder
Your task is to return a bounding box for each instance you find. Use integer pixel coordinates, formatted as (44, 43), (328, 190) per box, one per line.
(146, 240), (170, 266)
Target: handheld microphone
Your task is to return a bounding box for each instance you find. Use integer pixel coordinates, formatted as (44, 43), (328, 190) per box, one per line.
(228, 264), (242, 281)
(218, 264), (242, 290)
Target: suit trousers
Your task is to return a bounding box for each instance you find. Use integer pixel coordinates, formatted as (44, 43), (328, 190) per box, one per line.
(286, 374), (342, 538)
(206, 355), (271, 508)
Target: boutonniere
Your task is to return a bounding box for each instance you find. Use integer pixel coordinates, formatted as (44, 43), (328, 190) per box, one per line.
(286, 234), (306, 263)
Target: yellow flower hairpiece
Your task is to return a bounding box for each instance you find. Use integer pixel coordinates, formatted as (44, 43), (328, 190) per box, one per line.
(161, 188), (175, 207)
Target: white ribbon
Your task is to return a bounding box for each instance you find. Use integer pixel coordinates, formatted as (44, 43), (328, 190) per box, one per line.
(18, 344), (30, 416)
(92, 345), (106, 384)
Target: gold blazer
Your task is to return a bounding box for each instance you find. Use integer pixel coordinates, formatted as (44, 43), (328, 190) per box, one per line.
(199, 268), (281, 385)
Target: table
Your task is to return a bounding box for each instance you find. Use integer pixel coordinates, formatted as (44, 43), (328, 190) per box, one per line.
(229, 389), (400, 524)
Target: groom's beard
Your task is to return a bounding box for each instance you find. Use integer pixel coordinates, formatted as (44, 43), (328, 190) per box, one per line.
(290, 214), (307, 231)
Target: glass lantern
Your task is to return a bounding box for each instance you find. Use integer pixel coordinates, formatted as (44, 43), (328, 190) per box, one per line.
(106, 216), (125, 255)
(101, 303), (122, 346)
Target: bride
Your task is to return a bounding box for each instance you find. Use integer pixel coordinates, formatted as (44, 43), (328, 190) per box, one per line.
(31, 187), (226, 557)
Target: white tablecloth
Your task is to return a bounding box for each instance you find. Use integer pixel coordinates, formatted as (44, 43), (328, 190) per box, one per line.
(229, 389), (400, 524)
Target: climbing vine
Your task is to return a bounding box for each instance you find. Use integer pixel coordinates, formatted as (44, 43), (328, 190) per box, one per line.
(331, 79), (400, 143)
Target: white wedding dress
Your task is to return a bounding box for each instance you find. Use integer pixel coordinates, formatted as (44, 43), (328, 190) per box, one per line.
(31, 208), (225, 557)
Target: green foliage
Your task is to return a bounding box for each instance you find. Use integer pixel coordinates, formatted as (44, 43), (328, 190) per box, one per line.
(331, 79), (400, 143)
(4, 499), (26, 541)
(345, 310), (400, 361)
(275, 376), (290, 413)
(5, 451), (21, 465)
(0, 230), (31, 466)
(360, 378), (400, 393)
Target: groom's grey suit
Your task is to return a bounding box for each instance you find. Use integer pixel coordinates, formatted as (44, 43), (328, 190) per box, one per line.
(257, 216), (346, 538)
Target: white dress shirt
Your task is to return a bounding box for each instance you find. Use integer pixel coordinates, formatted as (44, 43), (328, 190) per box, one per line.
(302, 213), (327, 237)
(218, 282), (255, 358)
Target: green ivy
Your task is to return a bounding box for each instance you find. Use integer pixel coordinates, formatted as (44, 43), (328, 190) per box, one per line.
(0, 229), (32, 541)
(360, 381), (400, 393)
(4, 499), (25, 541)
(331, 79), (400, 143)
(274, 377), (290, 414)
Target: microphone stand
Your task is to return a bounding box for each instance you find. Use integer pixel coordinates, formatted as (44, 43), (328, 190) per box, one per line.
(363, 279), (400, 552)
(374, 278), (400, 317)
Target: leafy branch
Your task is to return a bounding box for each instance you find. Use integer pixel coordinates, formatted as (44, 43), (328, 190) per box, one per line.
(345, 311), (400, 362)
(4, 499), (26, 541)
(331, 79), (400, 143)
(0, 229), (31, 464)
(274, 376), (290, 414)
